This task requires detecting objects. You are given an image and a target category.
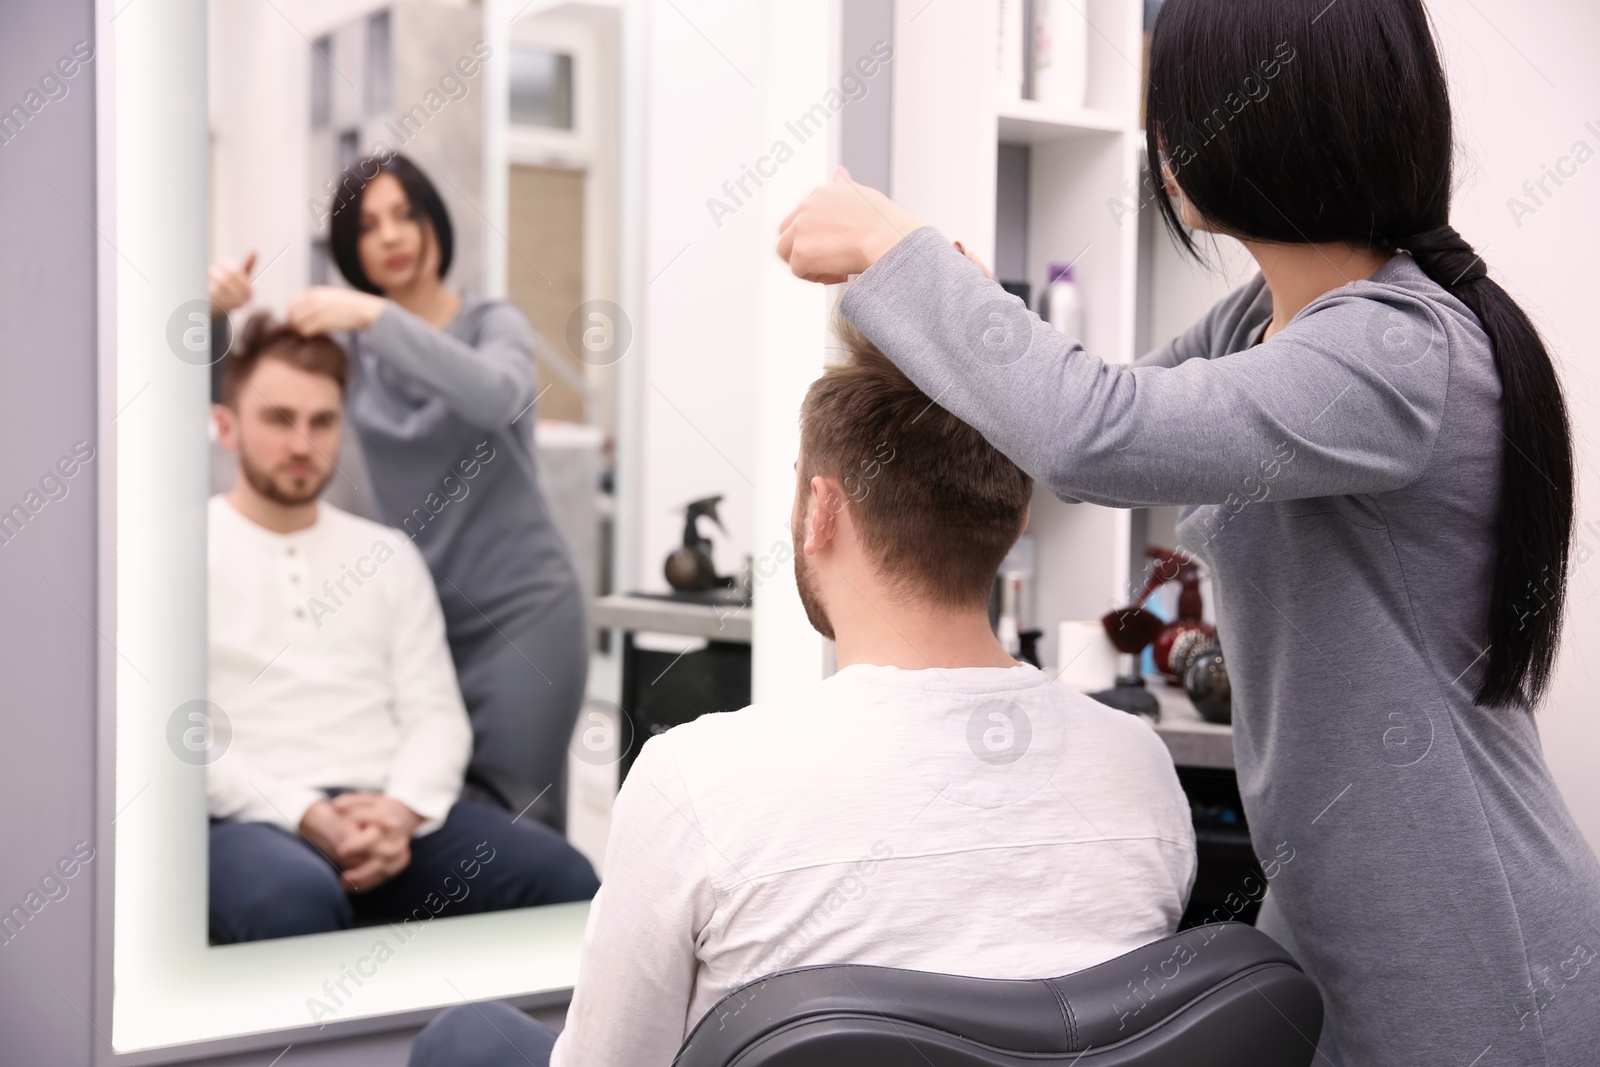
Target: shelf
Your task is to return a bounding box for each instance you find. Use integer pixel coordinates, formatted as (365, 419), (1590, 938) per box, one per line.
(590, 593), (752, 643)
(1150, 681), (1234, 769)
(997, 99), (1130, 143)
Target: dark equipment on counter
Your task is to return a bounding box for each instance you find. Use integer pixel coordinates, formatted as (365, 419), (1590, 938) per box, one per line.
(664, 495), (738, 593)
(1090, 547), (1219, 720)
(1017, 628), (1044, 669)
(1090, 606), (1163, 720)
(1146, 547), (1217, 683)
(1183, 640), (1233, 724)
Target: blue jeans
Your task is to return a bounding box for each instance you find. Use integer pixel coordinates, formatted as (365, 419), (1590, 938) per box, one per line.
(208, 800), (599, 944)
(410, 1002), (557, 1067)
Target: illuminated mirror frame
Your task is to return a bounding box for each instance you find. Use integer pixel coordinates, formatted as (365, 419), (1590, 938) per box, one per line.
(94, 0), (836, 1057)
(94, 0), (644, 1057)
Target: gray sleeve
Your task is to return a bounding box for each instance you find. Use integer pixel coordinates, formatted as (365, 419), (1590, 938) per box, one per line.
(839, 226), (1451, 509)
(1134, 275), (1265, 369)
(362, 300), (538, 430)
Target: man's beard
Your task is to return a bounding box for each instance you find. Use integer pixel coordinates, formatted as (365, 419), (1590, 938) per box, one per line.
(239, 448), (332, 507)
(793, 535), (835, 641)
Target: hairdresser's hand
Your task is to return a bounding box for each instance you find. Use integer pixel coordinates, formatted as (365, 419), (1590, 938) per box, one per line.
(953, 241), (994, 280)
(778, 167), (927, 284)
(329, 793), (422, 893)
(288, 287), (387, 336)
(209, 251), (257, 315)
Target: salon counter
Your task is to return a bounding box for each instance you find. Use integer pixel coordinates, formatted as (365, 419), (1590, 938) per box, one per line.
(590, 592), (752, 643)
(1147, 681), (1235, 769)
(591, 596), (1232, 767)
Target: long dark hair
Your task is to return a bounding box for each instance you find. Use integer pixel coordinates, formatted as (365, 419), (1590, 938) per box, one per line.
(1145, 0), (1573, 708)
(328, 153), (455, 294)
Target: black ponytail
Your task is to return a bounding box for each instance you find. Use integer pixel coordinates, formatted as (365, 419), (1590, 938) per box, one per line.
(1399, 228), (1574, 707)
(1147, 0), (1574, 708)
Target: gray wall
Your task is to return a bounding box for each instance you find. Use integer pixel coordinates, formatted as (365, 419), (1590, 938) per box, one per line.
(0, 0), (100, 1062)
(0, 2), (536, 1062)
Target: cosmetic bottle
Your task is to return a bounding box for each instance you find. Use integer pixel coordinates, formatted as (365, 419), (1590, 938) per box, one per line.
(1032, 0), (1088, 110)
(1044, 262), (1083, 342)
(997, 0), (1026, 102)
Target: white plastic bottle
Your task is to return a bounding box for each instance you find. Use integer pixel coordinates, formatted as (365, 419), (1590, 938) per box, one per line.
(1033, 0), (1088, 110)
(997, 0), (1026, 103)
(1044, 262), (1083, 341)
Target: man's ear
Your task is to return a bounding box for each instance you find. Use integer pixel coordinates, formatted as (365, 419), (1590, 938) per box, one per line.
(213, 403), (239, 452)
(804, 475), (846, 553)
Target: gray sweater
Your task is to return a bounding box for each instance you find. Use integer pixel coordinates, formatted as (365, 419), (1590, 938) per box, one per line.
(341, 297), (583, 633)
(841, 226), (1600, 1066)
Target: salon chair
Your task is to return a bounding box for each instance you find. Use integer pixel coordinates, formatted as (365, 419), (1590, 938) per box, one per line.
(672, 922), (1321, 1067)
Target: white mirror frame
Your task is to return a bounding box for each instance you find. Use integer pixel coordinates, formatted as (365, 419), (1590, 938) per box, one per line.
(91, 0), (836, 1056)
(92, 0), (645, 1057)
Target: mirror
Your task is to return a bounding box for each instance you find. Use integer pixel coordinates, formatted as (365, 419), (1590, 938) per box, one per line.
(201, 0), (623, 940)
(111, 0), (827, 1052)
(111, 0), (660, 1052)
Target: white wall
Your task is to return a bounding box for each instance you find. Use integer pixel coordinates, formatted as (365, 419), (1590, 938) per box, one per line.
(1427, 0), (1600, 852)
(207, 0), (319, 310)
(628, 0), (763, 591)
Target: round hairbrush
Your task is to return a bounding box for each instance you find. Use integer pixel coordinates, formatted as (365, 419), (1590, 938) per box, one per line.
(1099, 606), (1164, 656)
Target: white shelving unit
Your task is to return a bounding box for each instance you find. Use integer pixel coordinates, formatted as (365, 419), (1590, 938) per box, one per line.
(995, 100), (1128, 142)
(892, 0), (1160, 668)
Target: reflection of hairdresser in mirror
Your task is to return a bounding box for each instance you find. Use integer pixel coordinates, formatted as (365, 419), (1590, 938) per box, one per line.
(777, 1), (1600, 1064)
(207, 316), (597, 944)
(210, 154), (585, 832)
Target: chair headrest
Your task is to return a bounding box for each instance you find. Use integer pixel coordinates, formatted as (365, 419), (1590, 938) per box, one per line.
(674, 922), (1322, 1067)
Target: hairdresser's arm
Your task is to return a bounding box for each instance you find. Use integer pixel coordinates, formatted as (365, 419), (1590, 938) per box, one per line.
(832, 228), (1449, 509)
(289, 288), (539, 430)
(362, 300), (540, 429)
(550, 735), (714, 1067)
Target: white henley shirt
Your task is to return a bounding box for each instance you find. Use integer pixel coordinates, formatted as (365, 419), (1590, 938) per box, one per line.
(205, 495), (472, 835)
(551, 662), (1197, 1066)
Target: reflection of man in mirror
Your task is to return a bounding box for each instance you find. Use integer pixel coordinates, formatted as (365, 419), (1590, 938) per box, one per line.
(409, 314), (1195, 1066)
(205, 313), (598, 944)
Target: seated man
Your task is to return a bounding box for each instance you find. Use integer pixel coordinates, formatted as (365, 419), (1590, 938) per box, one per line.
(410, 317), (1197, 1065)
(206, 313), (598, 944)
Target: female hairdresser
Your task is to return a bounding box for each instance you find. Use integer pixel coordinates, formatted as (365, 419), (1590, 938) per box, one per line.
(214, 154), (586, 832)
(779, 1), (1600, 1064)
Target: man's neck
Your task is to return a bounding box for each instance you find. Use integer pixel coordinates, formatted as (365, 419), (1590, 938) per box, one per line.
(226, 481), (318, 534)
(1242, 239), (1391, 342)
(829, 579), (1018, 671)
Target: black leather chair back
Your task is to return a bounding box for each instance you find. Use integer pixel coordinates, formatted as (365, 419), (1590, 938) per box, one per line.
(673, 922), (1321, 1066)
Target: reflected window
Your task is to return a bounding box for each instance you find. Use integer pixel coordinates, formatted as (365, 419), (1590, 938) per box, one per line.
(338, 129), (360, 173)
(365, 10), (393, 116)
(310, 240), (332, 286)
(310, 34), (333, 129)
(509, 46), (574, 129)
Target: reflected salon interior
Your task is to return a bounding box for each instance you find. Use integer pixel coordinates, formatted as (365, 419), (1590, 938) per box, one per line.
(6, 1), (1600, 1066)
